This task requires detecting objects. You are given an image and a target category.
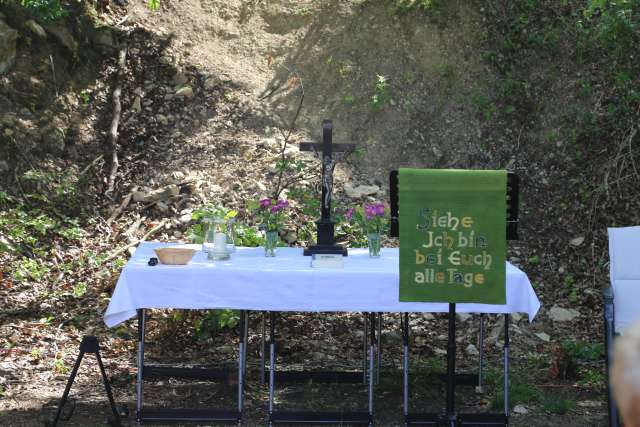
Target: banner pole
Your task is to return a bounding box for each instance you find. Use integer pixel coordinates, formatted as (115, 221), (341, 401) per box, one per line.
(446, 303), (456, 420)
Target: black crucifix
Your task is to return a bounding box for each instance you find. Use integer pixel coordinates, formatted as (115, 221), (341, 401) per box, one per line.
(300, 120), (356, 256)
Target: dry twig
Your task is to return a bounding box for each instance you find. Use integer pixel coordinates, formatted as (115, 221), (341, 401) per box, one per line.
(105, 46), (128, 197)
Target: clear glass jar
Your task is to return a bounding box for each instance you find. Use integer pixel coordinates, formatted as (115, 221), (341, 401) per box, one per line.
(211, 217), (230, 260)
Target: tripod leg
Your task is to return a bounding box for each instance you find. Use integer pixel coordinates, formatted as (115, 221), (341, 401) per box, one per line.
(96, 350), (122, 426)
(51, 351), (84, 426)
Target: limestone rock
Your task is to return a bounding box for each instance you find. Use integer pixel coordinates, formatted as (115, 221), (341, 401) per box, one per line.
(173, 72), (188, 86)
(91, 27), (115, 50)
(25, 20), (46, 38)
(513, 404), (529, 415)
(383, 331), (403, 344)
(43, 24), (78, 54)
(456, 313), (472, 322)
(0, 19), (18, 75)
(175, 86), (194, 98)
(204, 77), (218, 90)
(40, 125), (65, 154)
(465, 344), (479, 356)
(133, 185), (180, 203)
(535, 332), (551, 342)
(131, 96), (142, 112)
(569, 236), (585, 247)
(547, 305), (580, 322)
(344, 183), (380, 199)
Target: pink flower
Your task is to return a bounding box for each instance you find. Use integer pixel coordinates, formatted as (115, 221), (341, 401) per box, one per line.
(345, 208), (355, 221)
(260, 198), (273, 208)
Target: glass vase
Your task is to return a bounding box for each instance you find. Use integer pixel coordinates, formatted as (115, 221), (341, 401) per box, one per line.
(368, 232), (381, 258)
(226, 218), (236, 253)
(202, 216), (216, 260)
(264, 230), (278, 257)
(211, 217), (230, 260)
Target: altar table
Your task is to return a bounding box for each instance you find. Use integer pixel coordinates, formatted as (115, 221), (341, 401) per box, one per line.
(103, 242), (540, 426)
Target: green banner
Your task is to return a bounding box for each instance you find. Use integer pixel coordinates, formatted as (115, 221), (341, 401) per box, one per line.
(398, 169), (507, 304)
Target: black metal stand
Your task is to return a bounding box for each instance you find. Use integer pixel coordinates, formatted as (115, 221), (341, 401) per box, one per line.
(403, 309), (510, 426)
(268, 311), (376, 426)
(135, 309), (246, 424)
(50, 336), (122, 427)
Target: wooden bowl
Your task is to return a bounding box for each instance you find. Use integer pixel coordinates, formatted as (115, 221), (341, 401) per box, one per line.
(154, 247), (197, 265)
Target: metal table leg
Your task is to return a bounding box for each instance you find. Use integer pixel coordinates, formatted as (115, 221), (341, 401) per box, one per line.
(402, 313), (409, 424)
(269, 311), (276, 426)
(368, 312), (376, 427)
(503, 314), (510, 420)
(261, 311), (266, 386)
(136, 309), (146, 423)
(238, 310), (246, 424)
(376, 313), (382, 385)
(363, 313), (368, 384)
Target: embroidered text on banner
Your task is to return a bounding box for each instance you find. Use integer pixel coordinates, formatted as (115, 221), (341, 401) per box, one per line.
(398, 169), (507, 304)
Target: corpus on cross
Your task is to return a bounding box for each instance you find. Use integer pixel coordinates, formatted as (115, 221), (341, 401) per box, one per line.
(300, 120), (356, 256)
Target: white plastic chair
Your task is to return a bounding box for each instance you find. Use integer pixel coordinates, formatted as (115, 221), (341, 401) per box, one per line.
(605, 226), (640, 427)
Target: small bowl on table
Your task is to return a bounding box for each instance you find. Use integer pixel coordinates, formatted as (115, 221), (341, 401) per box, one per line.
(153, 247), (197, 265)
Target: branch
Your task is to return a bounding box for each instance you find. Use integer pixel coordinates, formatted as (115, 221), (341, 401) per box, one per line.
(273, 66), (305, 199)
(104, 219), (166, 262)
(105, 46), (128, 198)
(106, 185), (137, 226)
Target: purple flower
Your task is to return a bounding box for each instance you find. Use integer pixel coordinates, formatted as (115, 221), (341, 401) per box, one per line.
(270, 199), (289, 213)
(260, 198), (273, 208)
(345, 208), (355, 221)
(364, 204), (376, 220)
(375, 203), (385, 216)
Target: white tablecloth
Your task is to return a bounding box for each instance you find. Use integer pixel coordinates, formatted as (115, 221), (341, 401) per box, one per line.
(104, 242), (540, 327)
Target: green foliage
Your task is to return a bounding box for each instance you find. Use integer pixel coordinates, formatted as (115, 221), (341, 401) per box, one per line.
(19, 0), (66, 21)
(193, 309), (239, 340)
(577, 367), (606, 388)
(53, 355), (69, 374)
(490, 373), (540, 410)
(561, 340), (604, 363)
(540, 392), (576, 414)
(72, 282), (87, 298)
(147, 0), (160, 11)
(371, 74), (391, 111)
(390, 0), (440, 14)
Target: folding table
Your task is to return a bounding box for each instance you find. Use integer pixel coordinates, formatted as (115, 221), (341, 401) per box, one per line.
(104, 242), (539, 425)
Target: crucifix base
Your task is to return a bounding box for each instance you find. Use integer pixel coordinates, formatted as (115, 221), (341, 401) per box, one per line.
(304, 244), (348, 256)
(303, 218), (348, 256)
